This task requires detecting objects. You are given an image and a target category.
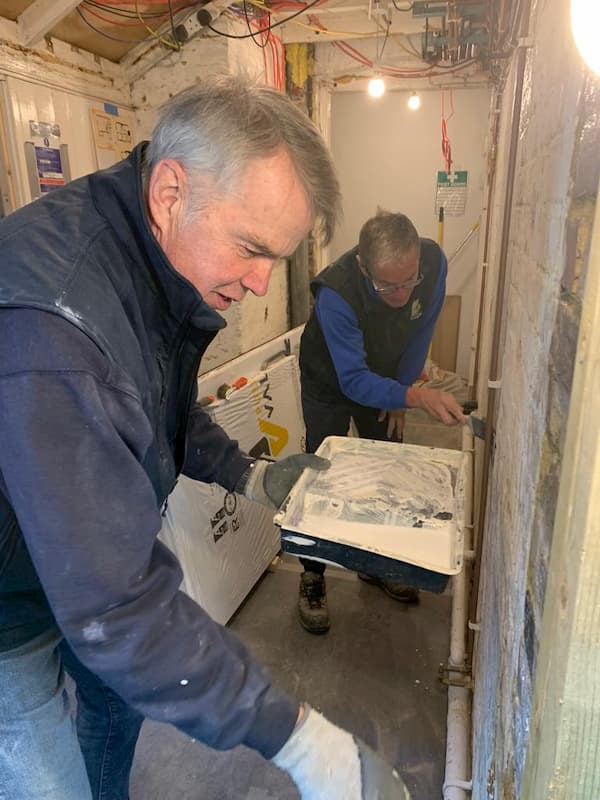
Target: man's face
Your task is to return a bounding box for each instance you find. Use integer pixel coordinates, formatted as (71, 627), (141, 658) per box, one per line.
(149, 148), (313, 311)
(363, 246), (421, 308)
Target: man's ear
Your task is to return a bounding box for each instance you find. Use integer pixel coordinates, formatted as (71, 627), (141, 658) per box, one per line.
(146, 159), (186, 238)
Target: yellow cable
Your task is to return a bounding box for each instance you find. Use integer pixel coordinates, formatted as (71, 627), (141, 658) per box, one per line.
(287, 42), (309, 88)
(291, 19), (378, 36)
(135, 0), (180, 51)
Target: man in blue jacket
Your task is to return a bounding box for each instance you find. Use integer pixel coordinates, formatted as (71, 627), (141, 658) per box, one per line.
(297, 211), (464, 633)
(0, 79), (409, 800)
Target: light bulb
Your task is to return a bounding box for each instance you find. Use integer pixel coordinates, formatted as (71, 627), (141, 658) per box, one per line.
(407, 92), (421, 110)
(571, 0), (600, 75)
(368, 77), (385, 98)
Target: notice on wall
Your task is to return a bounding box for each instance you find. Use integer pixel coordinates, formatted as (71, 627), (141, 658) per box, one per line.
(90, 104), (134, 168)
(34, 146), (65, 193)
(435, 170), (468, 216)
(25, 120), (68, 198)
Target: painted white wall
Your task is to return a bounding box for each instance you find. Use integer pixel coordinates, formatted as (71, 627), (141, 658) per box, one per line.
(2, 75), (133, 207)
(328, 86), (491, 378)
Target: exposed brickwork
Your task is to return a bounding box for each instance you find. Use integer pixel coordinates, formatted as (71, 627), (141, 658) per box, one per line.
(471, 0), (600, 796)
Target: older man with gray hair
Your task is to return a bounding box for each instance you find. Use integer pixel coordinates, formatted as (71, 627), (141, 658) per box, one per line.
(297, 210), (465, 634)
(0, 78), (409, 800)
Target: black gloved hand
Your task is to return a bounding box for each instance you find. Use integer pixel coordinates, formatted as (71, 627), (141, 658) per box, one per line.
(239, 453), (330, 508)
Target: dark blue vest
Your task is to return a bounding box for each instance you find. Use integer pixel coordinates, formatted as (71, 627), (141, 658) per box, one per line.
(299, 239), (441, 403)
(0, 145), (224, 648)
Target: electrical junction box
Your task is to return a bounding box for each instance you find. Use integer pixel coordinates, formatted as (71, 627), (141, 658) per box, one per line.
(275, 436), (468, 593)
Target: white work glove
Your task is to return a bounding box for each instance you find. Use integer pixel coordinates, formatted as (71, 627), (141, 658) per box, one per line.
(378, 408), (406, 440)
(238, 454), (330, 508)
(273, 706), (411, 800)
(405, 386), (464, 426)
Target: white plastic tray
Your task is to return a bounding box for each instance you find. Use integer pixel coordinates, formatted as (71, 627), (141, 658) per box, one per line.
(274, 436), (467, 575)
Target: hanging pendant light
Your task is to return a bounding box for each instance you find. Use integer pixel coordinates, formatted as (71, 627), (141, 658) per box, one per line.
(407, 91), (421, 110)
(368, 76), (386, 98)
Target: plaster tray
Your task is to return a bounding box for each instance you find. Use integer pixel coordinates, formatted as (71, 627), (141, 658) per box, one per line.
(274, 436), (467, 576)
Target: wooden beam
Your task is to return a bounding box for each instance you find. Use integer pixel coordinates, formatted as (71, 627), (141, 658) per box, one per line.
(0, 15), (19, 43)
(521, 187), (600, 796)
(0, 38), (129, 105)
(0, 16), (125, 89)
(18, 0), (81, 47)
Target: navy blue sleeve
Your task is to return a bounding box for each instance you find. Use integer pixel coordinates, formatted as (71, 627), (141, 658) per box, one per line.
(396, 250), (447, 386)
(0, 309), (297, 758)
(183, 406), (253, 490)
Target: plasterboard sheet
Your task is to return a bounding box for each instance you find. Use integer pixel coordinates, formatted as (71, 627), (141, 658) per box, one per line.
(204, 355), (305, 458)
(275, 436), (467, 575)
(197, 324), (304, 391)
(160, 353), (305, 624)
(160, 477), (279, 626)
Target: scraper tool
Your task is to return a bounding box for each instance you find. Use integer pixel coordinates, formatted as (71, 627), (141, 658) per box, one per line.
(464, 413), (486, 440)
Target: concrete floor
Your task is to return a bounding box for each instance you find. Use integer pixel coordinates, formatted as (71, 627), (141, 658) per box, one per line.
(130, 560), (451, 800)
(129, 412), (458, 799)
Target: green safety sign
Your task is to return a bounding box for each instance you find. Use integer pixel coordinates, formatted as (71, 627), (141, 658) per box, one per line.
(435, 170), (468, 216)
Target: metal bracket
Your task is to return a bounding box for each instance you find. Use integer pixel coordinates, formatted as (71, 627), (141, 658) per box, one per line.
(444, 778), (473, 792)
(439, 662), (473, 689)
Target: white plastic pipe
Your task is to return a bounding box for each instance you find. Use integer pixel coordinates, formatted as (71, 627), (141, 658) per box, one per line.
(443, 426), (474, 799)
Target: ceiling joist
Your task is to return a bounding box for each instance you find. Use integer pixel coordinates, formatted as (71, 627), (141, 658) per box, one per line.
(17, 0), (81, 47)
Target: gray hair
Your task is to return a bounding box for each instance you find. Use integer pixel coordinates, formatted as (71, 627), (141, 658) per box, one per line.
(358, 210), (420, 270)
(144, 76), (341, 245)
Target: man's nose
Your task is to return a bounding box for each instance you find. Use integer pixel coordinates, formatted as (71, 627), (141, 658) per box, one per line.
(391, 286), (412, 305)
(241, 260), (275, 297)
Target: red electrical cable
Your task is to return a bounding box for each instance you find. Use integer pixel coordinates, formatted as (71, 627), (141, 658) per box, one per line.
(332, 38), (475, 78)
(269, 33), (280, 89)
(441, 89), (454, 172)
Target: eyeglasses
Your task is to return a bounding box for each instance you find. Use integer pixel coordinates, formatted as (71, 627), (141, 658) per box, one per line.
(365, 267), (424, 294)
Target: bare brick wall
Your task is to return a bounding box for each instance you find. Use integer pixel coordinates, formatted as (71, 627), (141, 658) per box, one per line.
(471, 0), (600, 796)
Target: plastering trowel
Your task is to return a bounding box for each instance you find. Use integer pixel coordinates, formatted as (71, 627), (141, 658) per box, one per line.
(464, 413), (486, 440)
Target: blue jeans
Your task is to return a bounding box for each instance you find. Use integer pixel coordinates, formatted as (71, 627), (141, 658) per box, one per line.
(0, 627), (144, 800)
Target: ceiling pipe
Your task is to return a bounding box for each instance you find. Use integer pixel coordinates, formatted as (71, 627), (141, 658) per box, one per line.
(469, 88), (502, 400)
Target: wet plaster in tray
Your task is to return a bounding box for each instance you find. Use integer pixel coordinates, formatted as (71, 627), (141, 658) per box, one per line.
(275, 436), (466, 575)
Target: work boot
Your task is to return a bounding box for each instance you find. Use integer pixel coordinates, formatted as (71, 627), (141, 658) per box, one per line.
(298, 571), (330, 634)
(357, 573), (420, 603)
